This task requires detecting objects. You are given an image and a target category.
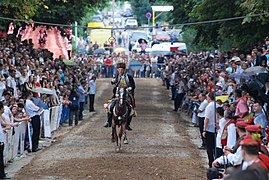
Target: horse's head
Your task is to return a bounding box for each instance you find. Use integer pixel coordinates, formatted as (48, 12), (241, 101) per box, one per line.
(116, 87), (127, 106)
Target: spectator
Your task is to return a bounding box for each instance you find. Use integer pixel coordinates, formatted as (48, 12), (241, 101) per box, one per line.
(25, 92), (41, 152)
(6, 69), (18, 99)
(69, 85), (79, 126)
(77, 79), (87, 120)
(0, 102), (11, 179)
(234, 89), (249, 119)
(203, 92), (217, 168)
(197, 92), (208, 149)
(88, 76), (96, 112)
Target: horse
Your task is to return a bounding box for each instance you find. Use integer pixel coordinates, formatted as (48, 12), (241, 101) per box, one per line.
(38, 29), (47, 47)
(111, 87), (129, 152)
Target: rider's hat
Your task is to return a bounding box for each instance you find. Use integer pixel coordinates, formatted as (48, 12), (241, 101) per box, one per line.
(117, 62), (126, 69)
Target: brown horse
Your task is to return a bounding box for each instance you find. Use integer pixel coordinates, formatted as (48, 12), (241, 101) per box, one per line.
(111, 87), (129, 152)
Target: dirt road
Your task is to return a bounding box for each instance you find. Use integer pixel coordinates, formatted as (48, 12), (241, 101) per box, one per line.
(14, 79), (205, 180)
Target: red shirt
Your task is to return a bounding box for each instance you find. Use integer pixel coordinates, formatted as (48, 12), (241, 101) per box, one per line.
(105, 59), (112, 68)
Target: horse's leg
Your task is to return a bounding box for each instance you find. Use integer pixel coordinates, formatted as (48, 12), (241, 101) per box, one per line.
(123, 119), (128, 144)
(118, 123), (124, 150)
(112, 118), (120, 152)
(111, 119), (116, 143)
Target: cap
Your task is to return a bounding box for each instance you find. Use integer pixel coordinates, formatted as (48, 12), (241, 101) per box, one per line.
(236, 121), (248, 129)
(240, 135), (259, 146)
(216, 82), (222, 87)
(117, 62), (126, 69)
(230, 56), (241, 62)
(246, 125), (262, 133)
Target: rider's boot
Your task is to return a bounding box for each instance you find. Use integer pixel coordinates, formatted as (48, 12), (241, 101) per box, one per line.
(104, 112), (113, 128)
(126, 116), (133, 131)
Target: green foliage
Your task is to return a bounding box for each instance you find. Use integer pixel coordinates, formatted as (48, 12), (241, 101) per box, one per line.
(0, 0), (109, 27)
(168, 0), (269, 52)
(0, 0), (41, 28)
(0, 0), (41, 20)
(129, 0), (152, 25)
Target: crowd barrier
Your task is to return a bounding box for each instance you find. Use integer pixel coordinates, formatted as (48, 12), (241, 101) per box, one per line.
(3, 105), (62, 164)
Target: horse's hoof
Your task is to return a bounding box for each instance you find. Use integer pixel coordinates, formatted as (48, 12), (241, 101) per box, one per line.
(111, 138), (116, 143)
(124, 140), (128, 144)
(116, 147), (120, 152)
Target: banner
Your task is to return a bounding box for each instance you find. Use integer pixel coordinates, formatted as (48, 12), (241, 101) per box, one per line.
(50, 107), (57, 131)
(53, 106), (59, 131)
(2, 105), (63, 165)
(43, 110), (51, 138)
(12, 124), (21, 159)
(27, 122), (33, 151)
(19, 121), (26, 155)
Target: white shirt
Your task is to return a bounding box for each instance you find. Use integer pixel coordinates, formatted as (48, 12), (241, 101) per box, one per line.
(197, 99), (208, 118)
(25, 99), (40, 118)
(216, 118), (226, 148)
(0, 119), (5, 143)
(226, 123), (236, 149)
(3, 106), (12, 123)
(6, 76), (18, 99)
(0, 81), (6, 101)
(216, 146), (242, 166)
(204, 101), (217, 133)
(89, 80), (96, 95)
(177, 81), (185, 94)
(19, 75), (27, 85)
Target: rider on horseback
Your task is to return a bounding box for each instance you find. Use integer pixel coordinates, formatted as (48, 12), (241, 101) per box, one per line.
(39, 28), (47, 46)
(104, 62), (136, 130)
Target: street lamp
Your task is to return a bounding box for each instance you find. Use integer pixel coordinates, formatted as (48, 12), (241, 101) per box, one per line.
(151, 6), (174, 27)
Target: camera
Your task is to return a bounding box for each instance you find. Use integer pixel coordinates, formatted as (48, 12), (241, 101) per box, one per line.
(207, 168), (224, 180)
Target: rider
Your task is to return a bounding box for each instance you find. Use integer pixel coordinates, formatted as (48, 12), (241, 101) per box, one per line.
(39, 28), (47, 45)
(104, 62), (136, 130)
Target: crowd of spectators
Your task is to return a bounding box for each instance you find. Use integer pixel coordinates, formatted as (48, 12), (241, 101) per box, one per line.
(158, 42), (269, 178)
(0, 34), (97, 156)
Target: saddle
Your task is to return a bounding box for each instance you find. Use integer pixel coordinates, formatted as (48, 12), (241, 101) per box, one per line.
(105, 99), (134, 117)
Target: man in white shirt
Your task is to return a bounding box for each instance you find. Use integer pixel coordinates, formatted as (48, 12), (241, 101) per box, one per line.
(25, 92), (41, 152)
(6, 69), (18, 99)
(88, 76), (96, 112)
(203, 92), (217, 167)
(197, 93), (208, 149)
(0, 102), (11, 179)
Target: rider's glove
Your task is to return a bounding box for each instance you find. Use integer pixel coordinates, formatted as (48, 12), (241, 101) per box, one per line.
(127, 87), (132, 92)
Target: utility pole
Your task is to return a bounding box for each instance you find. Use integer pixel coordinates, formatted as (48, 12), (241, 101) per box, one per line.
(75, 21), (78, 49)
(111, 0), (115, 50)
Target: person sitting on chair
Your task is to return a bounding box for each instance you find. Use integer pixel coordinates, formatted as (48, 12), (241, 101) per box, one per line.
(104, 62), (136, 130)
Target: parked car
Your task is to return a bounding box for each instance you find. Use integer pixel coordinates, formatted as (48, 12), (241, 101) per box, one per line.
(110, 14), (123, 24)
(125, 18), (138, 29)
(129, 31), (149, 43)
(92, 15), (103, 22)
(123, 9), (133, 17)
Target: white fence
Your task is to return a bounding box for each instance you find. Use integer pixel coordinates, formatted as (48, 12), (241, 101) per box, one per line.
(3, 105), (62, 164)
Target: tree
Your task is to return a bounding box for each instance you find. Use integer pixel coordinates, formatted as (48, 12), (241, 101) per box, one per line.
(33, 0), (108, 25)
(0, 0), (41, 29)
(0, 0), (109, 28)
(168, 0), (269, 51)
(129, 0), (152, 25)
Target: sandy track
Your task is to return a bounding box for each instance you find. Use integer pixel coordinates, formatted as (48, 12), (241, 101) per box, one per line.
(14, 78), (205, 180)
